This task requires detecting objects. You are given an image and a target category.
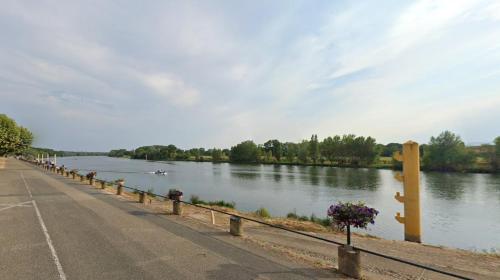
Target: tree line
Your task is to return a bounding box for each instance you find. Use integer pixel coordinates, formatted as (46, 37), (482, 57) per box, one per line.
(110, 134), (379, 167)
(109, 131), (500, 173)
(3, 113), (498, 172)
(25, 147), (108, 158)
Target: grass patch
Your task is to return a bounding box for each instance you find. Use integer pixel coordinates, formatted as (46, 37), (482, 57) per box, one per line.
(208, 200), (235, 209)
(286, 211), (332, 227)
(255, 207), (271, 218)
(189, 195), (235, 209)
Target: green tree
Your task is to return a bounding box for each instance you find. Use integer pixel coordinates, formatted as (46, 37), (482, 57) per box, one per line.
(308, 134), (319, 164)
(380, 143), (402, 157)
(284, 142), (297, 163)
(423, 131), (473, 171)
(263, 139), (283, 162)
(0, 114), (33, 155)
(297, 140), (309, 164)
(493, 137), (500, 172)
(229, 140), (259, 163)
(211, 148), (223, 162)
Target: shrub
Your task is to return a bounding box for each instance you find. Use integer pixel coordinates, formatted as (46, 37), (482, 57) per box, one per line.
(287, 212), (299, 219)
(147, 188), (156, 198)
(255, 207), (271, 218)
(310, 214), (332, 227)
(190, 195), (206, 205)
(299, 215), (310, 221)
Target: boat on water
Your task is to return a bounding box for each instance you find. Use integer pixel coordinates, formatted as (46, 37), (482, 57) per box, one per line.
(147, 170), (167, 175)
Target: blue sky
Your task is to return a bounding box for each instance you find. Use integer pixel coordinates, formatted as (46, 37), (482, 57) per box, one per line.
(1, 0), (499, 151)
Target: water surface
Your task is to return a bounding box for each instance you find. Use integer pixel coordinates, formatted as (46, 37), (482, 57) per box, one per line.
(58, 156), (500, 252)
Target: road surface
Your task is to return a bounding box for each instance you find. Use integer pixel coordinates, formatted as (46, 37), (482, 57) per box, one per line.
(0, 158), (341, 280)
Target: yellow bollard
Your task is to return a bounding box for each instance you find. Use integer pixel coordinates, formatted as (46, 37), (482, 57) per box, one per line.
(393, 141), (421, 243)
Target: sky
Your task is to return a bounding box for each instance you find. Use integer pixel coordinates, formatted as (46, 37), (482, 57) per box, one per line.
(1, 0), (499, 151)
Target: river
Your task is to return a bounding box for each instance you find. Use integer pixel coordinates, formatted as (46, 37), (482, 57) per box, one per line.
(57, 156), (500, 252)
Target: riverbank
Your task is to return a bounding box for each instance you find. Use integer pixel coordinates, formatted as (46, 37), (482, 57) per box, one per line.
(94, 184), (499, 279)
(108, 155), (498, 174)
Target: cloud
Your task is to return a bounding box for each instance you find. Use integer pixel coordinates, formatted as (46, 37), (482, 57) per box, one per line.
(141, 73), (200, 106)
(0, 0), (499, 151)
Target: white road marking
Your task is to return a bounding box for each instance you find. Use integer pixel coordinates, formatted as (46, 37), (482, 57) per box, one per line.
(21, 172), (67, 280)
(0, 201), (33, 212)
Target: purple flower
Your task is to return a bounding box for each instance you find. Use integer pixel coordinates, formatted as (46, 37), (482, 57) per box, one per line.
(326, 201), (379, 230)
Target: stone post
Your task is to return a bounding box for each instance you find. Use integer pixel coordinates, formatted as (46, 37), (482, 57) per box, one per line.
(72, 172), (76, 180)
(100, 181), (106, 189)
(89, 177), (94, 186)
(80, 175), (85, 182)
(139, 191), (146, 204)
(116, 180), (124, 195)
(229, 216), (243, 236)
(338, 245), (361, 279)
(173, 201), (183, 215)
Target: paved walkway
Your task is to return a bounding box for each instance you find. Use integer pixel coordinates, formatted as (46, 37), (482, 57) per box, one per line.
(0, 158), (343, 280)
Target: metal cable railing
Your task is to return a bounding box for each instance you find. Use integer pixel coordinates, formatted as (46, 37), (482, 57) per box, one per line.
(32, 160), (474, 280)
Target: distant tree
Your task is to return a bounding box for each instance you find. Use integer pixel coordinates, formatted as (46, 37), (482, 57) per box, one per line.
(380, 143), (402, 157)
(308, 134), (319, 164)
(211, 148), (223, 162)
(229, 141), (259, 163)
(423, 131), (473, 171)
(297, 140), (309, 164)
(109, 149), (131, 157)
(284, 142), (298, 163)
(493, 137), (500, 172)
(263, 139), (283, 162)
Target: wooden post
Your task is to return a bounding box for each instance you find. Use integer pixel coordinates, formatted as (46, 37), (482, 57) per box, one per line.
(100, 181), (106, 189)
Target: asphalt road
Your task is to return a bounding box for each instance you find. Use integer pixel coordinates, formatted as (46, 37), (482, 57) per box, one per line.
(0, 158), (342, 280)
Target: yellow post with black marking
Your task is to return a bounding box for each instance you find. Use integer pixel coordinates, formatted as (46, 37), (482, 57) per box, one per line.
(393, 141), (421, 243)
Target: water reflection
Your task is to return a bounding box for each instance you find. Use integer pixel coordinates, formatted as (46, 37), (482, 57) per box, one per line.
(484, 173), (500, 201)
(308, 166), (320, 185)
(230, 171), (261, 180)
(346, 168), (379, 190)
(424, 172), (468, 200)
(272, 165), (282, 183)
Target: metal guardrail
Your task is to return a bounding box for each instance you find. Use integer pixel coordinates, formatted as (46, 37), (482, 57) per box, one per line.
(30, 160), (474, 280)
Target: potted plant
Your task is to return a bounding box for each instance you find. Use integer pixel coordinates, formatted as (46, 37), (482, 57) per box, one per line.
(327, 201), (378, 246)
(86, 171), (96, 180)
(168, 189), (183, 201)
